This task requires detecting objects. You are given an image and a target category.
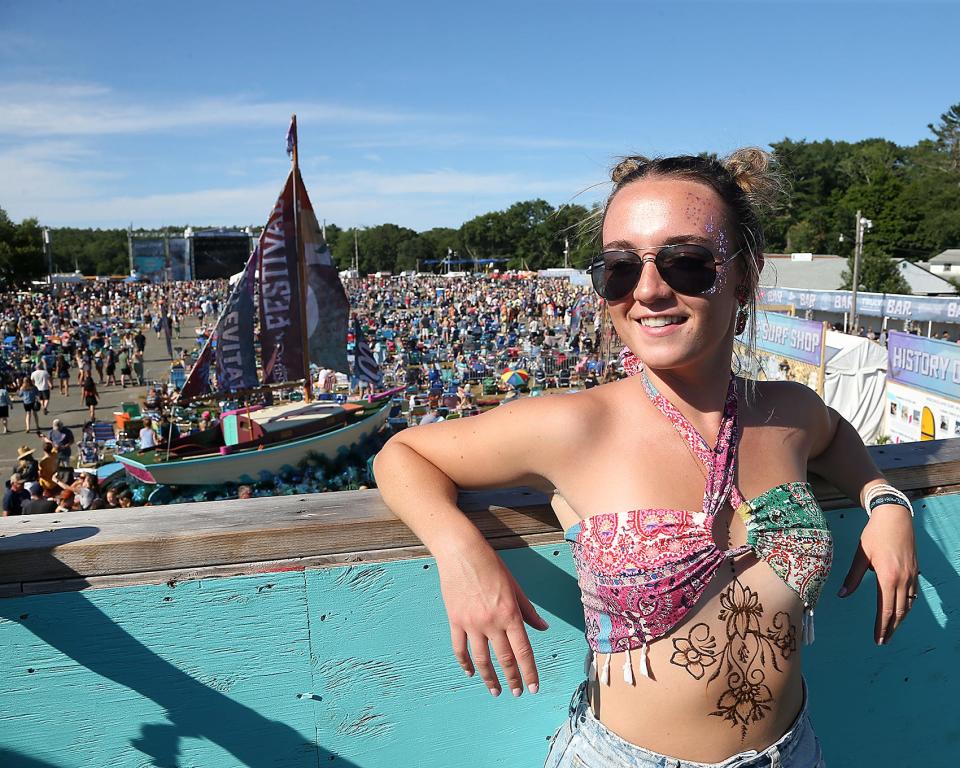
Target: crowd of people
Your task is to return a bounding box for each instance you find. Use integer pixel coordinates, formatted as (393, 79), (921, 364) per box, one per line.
(342, 274), (608, 400)
(0, 279), (229, 517)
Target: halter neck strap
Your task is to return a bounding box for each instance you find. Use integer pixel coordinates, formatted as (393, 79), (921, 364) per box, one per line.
(622, 350), (739, 517)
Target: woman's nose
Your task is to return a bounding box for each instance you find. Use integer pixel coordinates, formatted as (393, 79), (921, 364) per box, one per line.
(632, 257), (672, 303)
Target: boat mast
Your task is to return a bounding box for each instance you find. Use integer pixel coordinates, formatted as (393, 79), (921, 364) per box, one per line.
(289, 113), (313, 402)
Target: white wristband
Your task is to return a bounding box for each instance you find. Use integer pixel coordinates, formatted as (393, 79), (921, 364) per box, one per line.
(863, 483), (914, 518)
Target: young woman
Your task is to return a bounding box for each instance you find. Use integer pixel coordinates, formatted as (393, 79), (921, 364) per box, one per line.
(55, 352), (71, 397)
(19, 376), (41, 433)
(373, 150), (919, 768)
(81, 374), (98, 421)
(0, 379), (10, 434)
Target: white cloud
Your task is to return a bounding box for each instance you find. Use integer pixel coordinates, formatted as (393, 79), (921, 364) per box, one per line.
(4, 160), (600, 231)
(0, 82), (432, 137)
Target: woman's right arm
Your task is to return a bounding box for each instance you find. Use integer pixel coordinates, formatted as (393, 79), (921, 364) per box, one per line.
(373, 394), (590, 698)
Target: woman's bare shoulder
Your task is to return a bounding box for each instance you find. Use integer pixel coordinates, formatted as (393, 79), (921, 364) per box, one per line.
(742, 379), (834, 451)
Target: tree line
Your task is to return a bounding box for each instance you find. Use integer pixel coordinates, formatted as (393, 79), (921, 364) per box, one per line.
(2, 103), (958, 292)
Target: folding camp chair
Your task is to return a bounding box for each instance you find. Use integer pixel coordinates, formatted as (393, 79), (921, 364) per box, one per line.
(169, 366), (187, 390)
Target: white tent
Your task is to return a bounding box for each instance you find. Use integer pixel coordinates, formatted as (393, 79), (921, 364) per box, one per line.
(822, 331), (888, 444)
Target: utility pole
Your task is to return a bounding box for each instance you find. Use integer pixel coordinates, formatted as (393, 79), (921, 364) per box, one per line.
(563, 236), (570, 269)
(42, 228), (52, 283)
(849, 210), (873, 333)
(353, 229), (359, 273)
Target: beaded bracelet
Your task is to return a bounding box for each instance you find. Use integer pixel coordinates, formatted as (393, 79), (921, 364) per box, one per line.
(863, 483), (914, 518)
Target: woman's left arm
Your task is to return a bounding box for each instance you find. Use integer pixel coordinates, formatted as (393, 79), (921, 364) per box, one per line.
(807, 405), (920, 645)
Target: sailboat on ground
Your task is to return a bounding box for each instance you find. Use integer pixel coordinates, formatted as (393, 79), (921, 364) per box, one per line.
(116, 116), (391, 486)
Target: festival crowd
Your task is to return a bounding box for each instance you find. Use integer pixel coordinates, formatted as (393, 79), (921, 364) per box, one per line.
(4, 273), (605, 515)
(1, 279), (229, 516)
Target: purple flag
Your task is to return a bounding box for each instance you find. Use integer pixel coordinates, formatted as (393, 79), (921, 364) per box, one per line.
(298, 172), (350, 374)
(178, 340), (213, 403)
(259, 172), (307, 384)
(215, 249), (259, 392)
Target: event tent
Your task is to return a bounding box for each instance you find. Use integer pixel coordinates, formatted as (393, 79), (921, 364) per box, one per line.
(822, 331), (888, 444)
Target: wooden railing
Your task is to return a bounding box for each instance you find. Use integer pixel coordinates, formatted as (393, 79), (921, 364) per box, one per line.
(2, 438), (958, 594)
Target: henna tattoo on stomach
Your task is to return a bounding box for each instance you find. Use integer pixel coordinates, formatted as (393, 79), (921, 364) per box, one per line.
(669, 579), (798, 741)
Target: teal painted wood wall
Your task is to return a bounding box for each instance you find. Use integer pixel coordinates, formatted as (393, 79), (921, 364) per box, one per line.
(1, 495), (957, 767)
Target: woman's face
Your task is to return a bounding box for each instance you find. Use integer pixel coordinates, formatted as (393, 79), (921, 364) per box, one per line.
(601, 177), (743, 374)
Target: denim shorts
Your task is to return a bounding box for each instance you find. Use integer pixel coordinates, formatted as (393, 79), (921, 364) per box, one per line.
(543, 678), (825, 768)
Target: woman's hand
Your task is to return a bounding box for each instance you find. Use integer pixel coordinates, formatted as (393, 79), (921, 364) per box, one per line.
(837, 505), (920, 645)
(436, 543), (549, 697)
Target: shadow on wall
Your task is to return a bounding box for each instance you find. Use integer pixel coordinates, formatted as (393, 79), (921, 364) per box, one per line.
(807, 495), (957, 765)
(0, 528), (362, 768)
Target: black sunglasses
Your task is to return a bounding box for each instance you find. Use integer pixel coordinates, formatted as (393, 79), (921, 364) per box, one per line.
(586, 244), (741, 300)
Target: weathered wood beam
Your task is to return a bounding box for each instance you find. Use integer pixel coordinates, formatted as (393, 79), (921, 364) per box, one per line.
(2, 438), (958, 593)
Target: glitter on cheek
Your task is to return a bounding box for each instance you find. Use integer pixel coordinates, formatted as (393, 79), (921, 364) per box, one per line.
(702, 263), (731, 296)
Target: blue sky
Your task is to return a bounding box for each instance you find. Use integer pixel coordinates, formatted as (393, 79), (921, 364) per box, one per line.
(1, 0), (957, 232)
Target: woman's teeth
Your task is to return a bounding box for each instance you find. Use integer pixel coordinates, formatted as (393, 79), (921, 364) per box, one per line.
(639, 316), (685, 327)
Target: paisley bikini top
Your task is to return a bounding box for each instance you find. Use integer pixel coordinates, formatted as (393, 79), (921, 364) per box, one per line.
(564, 353), (833, 683)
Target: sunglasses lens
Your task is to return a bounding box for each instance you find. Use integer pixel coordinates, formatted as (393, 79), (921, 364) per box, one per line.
(591, 253), (641, 300)
(657, 245), (717, 295)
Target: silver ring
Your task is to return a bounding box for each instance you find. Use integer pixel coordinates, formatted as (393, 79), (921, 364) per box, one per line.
(907, 594), (918, 600)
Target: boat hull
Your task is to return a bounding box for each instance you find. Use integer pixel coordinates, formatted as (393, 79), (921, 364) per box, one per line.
(116, 403), (390, 485)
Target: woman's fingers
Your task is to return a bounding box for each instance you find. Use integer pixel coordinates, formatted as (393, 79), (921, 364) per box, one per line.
(450, 625), (474, 677)
(489, 630), (526, 697)
(468, 632), (501, 695)
(505, 622), (540, 694)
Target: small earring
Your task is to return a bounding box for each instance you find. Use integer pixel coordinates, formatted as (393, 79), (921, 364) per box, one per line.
(735, 305), (748, 335)
(735, 284), (749, 335)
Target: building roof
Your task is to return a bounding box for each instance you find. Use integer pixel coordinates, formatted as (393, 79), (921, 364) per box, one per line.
(758, 253), (957, 295)
(929, 249), (960, 264)
(759, 254), (847, 291)
(893, 259), (957, 295)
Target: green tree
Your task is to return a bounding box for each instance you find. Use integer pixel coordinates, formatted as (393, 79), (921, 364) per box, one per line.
(0, 209), (45, 286)
(841, 245), (910, 294)
(927, 102), (960, 174)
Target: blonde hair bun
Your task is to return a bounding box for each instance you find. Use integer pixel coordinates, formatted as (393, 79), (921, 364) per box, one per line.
(721, 147), (786, 214)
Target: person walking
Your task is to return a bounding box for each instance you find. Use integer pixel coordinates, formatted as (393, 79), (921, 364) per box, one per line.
(19, 376), (41, 433)
(0, 379), (10, 434)
(55, 352), (71, 397)
(31, 362), (52, 415)
(81, 375), (98, 421)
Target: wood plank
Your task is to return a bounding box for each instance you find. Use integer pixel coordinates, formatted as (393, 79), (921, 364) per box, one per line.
(1, 439), (957, 591)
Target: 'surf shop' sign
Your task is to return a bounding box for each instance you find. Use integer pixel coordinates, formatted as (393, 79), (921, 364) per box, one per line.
(887, 330), (960, 400)
(755, 312), (825, 366)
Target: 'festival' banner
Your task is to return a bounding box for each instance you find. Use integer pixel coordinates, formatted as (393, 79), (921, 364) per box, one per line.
(215, 249), (259, 392)
(178, 340), (213, 403)
(298, 173), (350, 374)
(259, 172), (307, 384)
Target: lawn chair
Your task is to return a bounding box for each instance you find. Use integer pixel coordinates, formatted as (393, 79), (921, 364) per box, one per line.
(169, 366), (187, 391)
(482, 377), (498, 396)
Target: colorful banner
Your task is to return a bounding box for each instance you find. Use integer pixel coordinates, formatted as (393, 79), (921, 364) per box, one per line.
(884, 380), (960, 443)
(886, 330), (960, 401)
(215, 250), (259, 392)
(299, 173), (350, 374)
(758, 287), (960, 323)
(178, 341), (213, 403)
(754, 311), (825, 366)
(259, 172), (307, 384)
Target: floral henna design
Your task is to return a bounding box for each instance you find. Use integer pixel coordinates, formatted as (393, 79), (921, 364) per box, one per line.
(766, 611), (798, 660)
(670, 623), (718, 679)
(669, 580), (802, 740)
